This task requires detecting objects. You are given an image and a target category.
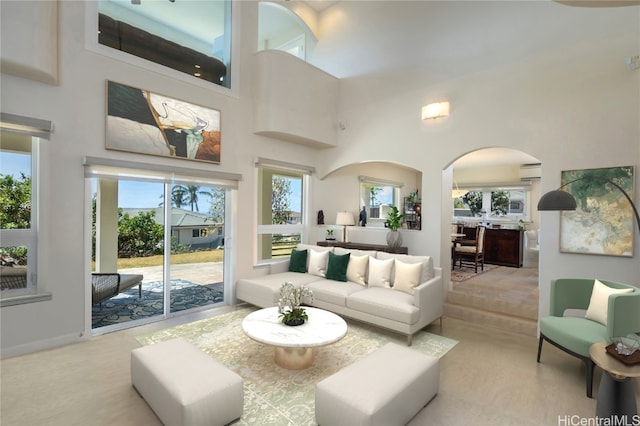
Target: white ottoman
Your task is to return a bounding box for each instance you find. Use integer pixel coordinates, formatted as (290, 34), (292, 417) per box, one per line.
(315, 342), (439, 426)
(131, 337), (243, 426)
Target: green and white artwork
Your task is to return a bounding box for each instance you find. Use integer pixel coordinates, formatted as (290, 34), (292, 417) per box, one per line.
(560, 165), (635, 257)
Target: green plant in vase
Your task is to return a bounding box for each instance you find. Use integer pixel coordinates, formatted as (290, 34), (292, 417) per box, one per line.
(326, 229), (335, 240)
(278, 282), (314, 326)
(384, 205), (404, 248)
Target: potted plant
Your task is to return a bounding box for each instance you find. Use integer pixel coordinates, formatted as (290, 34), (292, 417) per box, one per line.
(278, 282), (314, 326)
(384, 205), (404, 248)
(325, 229), (335, 240)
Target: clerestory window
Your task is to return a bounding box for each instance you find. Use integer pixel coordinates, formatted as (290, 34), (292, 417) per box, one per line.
(98, 0), (233, 88)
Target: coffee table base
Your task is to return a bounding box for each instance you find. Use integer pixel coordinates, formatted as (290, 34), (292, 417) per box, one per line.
(275, 346), (313, 370)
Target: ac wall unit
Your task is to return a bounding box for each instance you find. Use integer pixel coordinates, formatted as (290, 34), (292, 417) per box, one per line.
(520, 163), (541, 181)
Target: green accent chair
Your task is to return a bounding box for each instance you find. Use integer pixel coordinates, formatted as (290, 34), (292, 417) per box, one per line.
(537, 278), (640, 398)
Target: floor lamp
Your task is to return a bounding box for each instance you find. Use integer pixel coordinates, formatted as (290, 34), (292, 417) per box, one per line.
(537, 177), (640, 234)
(336, 212), (355, 242)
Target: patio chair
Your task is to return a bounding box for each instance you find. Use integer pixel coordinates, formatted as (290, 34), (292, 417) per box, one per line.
(92, 273), (120, 308)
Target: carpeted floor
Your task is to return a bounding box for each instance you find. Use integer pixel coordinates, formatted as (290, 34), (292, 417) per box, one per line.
(136, 307), (458, 425)
(92, 280), (224, 329)
(451, 263), (500, 282)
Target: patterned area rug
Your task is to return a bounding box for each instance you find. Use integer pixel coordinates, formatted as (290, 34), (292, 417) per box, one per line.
(92, 280), (223, 329)
(136, 307), (458, 425)
(451, 263), (500, 282)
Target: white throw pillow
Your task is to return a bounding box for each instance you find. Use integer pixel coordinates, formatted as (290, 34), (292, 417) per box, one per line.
(393, 260), (422, 295)
(308, 249), (329, 278)
(376, 252), (434, 282)
(346, 254), (369, 286)
(585, 279), (633, 326)
(368, 257), (394, 288)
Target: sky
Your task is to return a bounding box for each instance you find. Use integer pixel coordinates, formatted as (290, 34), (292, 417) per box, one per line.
(109, 179), (302, 213)
(0, 151), (31, 178)
(0, 151), (301, 214)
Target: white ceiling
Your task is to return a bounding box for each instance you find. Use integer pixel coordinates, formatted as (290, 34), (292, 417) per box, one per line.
(302, 0), (339, 12)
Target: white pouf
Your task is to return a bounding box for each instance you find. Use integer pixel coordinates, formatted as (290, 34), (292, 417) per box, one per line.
(315, 342), (439, 426)
(131, 337), (243, 426)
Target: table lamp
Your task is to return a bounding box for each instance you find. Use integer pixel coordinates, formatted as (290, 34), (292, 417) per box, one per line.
(336, 212), (355, 242)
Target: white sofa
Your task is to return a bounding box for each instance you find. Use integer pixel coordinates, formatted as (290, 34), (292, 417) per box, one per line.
(236, 244), (443, 345)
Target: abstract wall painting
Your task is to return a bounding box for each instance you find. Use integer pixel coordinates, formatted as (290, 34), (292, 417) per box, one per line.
(106, 81), (221, 164)
(560, 165), (635, 257)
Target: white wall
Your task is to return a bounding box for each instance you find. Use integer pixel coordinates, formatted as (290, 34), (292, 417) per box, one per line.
(0, 1), (320, 357)
(1, 0), (639, 357)
(311, 2), (640, 323)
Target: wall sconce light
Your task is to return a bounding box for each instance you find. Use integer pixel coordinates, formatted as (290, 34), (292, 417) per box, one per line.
(336, 211), (355, 242)
(422, 101), (450, 120)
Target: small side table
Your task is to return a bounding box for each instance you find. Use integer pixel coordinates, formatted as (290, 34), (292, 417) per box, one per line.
(589, 342), (640, 422)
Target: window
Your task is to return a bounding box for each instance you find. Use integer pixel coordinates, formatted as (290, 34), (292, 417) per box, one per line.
(98, 0), (232, 88)
(256, 160), (311, 262)
(1, 133), (38, 298)
(359, 177), (401, 224)
(453, 188), (530, 219)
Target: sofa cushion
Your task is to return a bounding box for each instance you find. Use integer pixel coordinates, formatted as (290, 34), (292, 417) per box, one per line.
(347, 287), (420, 324)
(308, 249), (330, 278)
(297, 244), (332, 270)
(585, 279), (633, 326)
(326, 252), (351, 282)
(368, 257), (394, 288)
(288, 249), (308, 273)
(393, 260), (422, 295)
(540, 315), (609, 357)
(307, 279), (365, 307)
(376, 252), (434, 282)
(236, 272), (323, 305)
(346, 254), (368, 286)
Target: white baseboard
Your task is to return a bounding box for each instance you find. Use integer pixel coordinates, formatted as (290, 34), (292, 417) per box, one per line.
(1, 332), (85, 359)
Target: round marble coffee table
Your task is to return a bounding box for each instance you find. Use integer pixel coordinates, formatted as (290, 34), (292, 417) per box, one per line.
(242, 307), (348, 370)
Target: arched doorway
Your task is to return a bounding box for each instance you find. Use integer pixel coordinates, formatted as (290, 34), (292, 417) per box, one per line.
(442, 148), (541, 336)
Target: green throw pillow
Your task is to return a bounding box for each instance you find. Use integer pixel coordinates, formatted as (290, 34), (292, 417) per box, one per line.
(326, 252), (351, 282)
(288, 249), (308, 273)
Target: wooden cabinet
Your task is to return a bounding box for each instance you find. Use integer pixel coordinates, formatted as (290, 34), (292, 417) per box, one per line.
(484, 228), (523, 268)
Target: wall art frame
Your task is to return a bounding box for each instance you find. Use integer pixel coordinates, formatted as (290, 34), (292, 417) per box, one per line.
(106, 80), (221, 164)
(560, 165), (635, 257)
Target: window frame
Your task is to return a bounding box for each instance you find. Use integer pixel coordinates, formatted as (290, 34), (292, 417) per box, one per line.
(0, 113), (52, 306)
(255, 159), (313, 264)
(453, 186), (531, 220)
(359, 176), (403, 226)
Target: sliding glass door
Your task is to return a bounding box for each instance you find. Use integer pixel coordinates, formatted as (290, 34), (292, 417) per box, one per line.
(167, 184), (225, 314)
(90, 176), (226, 332)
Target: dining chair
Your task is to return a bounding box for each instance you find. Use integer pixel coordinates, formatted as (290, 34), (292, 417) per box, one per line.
(454, 226), (485, 273)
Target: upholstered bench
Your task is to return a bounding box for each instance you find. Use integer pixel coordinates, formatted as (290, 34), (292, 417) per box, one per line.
(315, 342), (439, 425)
(131, 337), (243, 426)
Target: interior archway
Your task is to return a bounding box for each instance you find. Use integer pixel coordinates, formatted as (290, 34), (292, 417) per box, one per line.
(258, 2), (318, 61)
(442, 147), (541, 336)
